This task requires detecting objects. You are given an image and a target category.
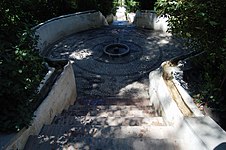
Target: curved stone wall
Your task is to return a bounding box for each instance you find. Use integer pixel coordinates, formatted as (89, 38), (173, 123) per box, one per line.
(33, 10), (108, 55)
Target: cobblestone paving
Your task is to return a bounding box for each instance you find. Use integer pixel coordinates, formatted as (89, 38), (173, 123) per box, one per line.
(45, 25), (190, 99)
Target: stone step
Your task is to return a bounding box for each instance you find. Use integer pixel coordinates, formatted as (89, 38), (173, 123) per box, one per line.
(76, 98), (151, 106)
(52, 116), (166, 126)
(24, 136), (185, 150)
(60, 105), (157, 117)
(39, 124), (174, 139)
(68, 105), (155, 112)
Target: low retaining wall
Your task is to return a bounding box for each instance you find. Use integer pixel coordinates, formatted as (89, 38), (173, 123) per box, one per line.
(133, 10), (168, 32)
(4, 62), (76, 150)
(149, 61), (226, 149)
(33, 10), (108, 55)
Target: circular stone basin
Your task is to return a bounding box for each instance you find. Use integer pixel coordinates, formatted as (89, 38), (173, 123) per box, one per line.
(104, 43), (129, 57)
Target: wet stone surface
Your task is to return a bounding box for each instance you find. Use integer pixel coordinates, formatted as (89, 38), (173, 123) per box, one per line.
(45, 25), (191, 99)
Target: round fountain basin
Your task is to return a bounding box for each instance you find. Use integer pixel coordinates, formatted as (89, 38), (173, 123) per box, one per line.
(104, 43), (129, 57)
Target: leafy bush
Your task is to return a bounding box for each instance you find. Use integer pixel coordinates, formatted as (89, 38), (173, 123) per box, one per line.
(125, 0), (140, 13)
(112, 0), (139, 13)
(0, 0), (48, 132)
(155, 0), (226, 109)
(75, 0), (114, 16)
(0, 33), (47, 132)
(0, 0), (117, 132)
(96, 0), (115, 15)
(138, 0), (156, 10)
(122, 0), (157, 13)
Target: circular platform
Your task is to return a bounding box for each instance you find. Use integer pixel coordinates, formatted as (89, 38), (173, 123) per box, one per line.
(46, 26), (188, 76)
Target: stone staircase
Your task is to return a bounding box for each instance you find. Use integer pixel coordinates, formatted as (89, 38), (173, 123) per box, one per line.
(24, 98), (186, 150)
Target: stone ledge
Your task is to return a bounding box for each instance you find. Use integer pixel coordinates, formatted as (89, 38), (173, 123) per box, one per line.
(2, 61), (76, 150)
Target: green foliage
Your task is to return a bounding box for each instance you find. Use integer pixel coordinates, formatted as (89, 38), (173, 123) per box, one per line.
(138, 0), (157, 10)
(124, 0), (158, 12)
(0, 0), (48, 132)
(96, 1), (115, 15)
(113, 0), (140, 13)
(0, 0), (116, 132)
(75, 0), (114, 16)
(156, 0), (226, 108)
(125, 0), (140, 12)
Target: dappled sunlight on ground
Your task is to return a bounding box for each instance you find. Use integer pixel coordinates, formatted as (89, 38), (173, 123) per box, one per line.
(117, 81), (149, 99)
(69, 49), (93, 60)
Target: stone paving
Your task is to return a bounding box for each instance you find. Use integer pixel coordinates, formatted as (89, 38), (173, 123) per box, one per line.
(45, 24), (190, 100)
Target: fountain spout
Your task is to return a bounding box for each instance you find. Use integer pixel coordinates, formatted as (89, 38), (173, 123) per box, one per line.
(115, 37), (119, 43)
(104, 43), (129, 57)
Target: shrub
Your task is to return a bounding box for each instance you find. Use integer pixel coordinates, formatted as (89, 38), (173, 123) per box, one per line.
(0, 0), (118, 132)
(122, 0), (158, 13)
(139, 0), (156, 10)
(0, 0), (48, 132)
(125, 0), (140, 13)
(76, 0), (114, 16)
(155, 0), (226, 108)
(0, 33), (47, 131)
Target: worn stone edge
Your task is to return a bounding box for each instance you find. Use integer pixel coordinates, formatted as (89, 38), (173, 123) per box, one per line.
(172, 79), (204, 117)
(3, 61), (76, 150)
(149, 68), (184, 125)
